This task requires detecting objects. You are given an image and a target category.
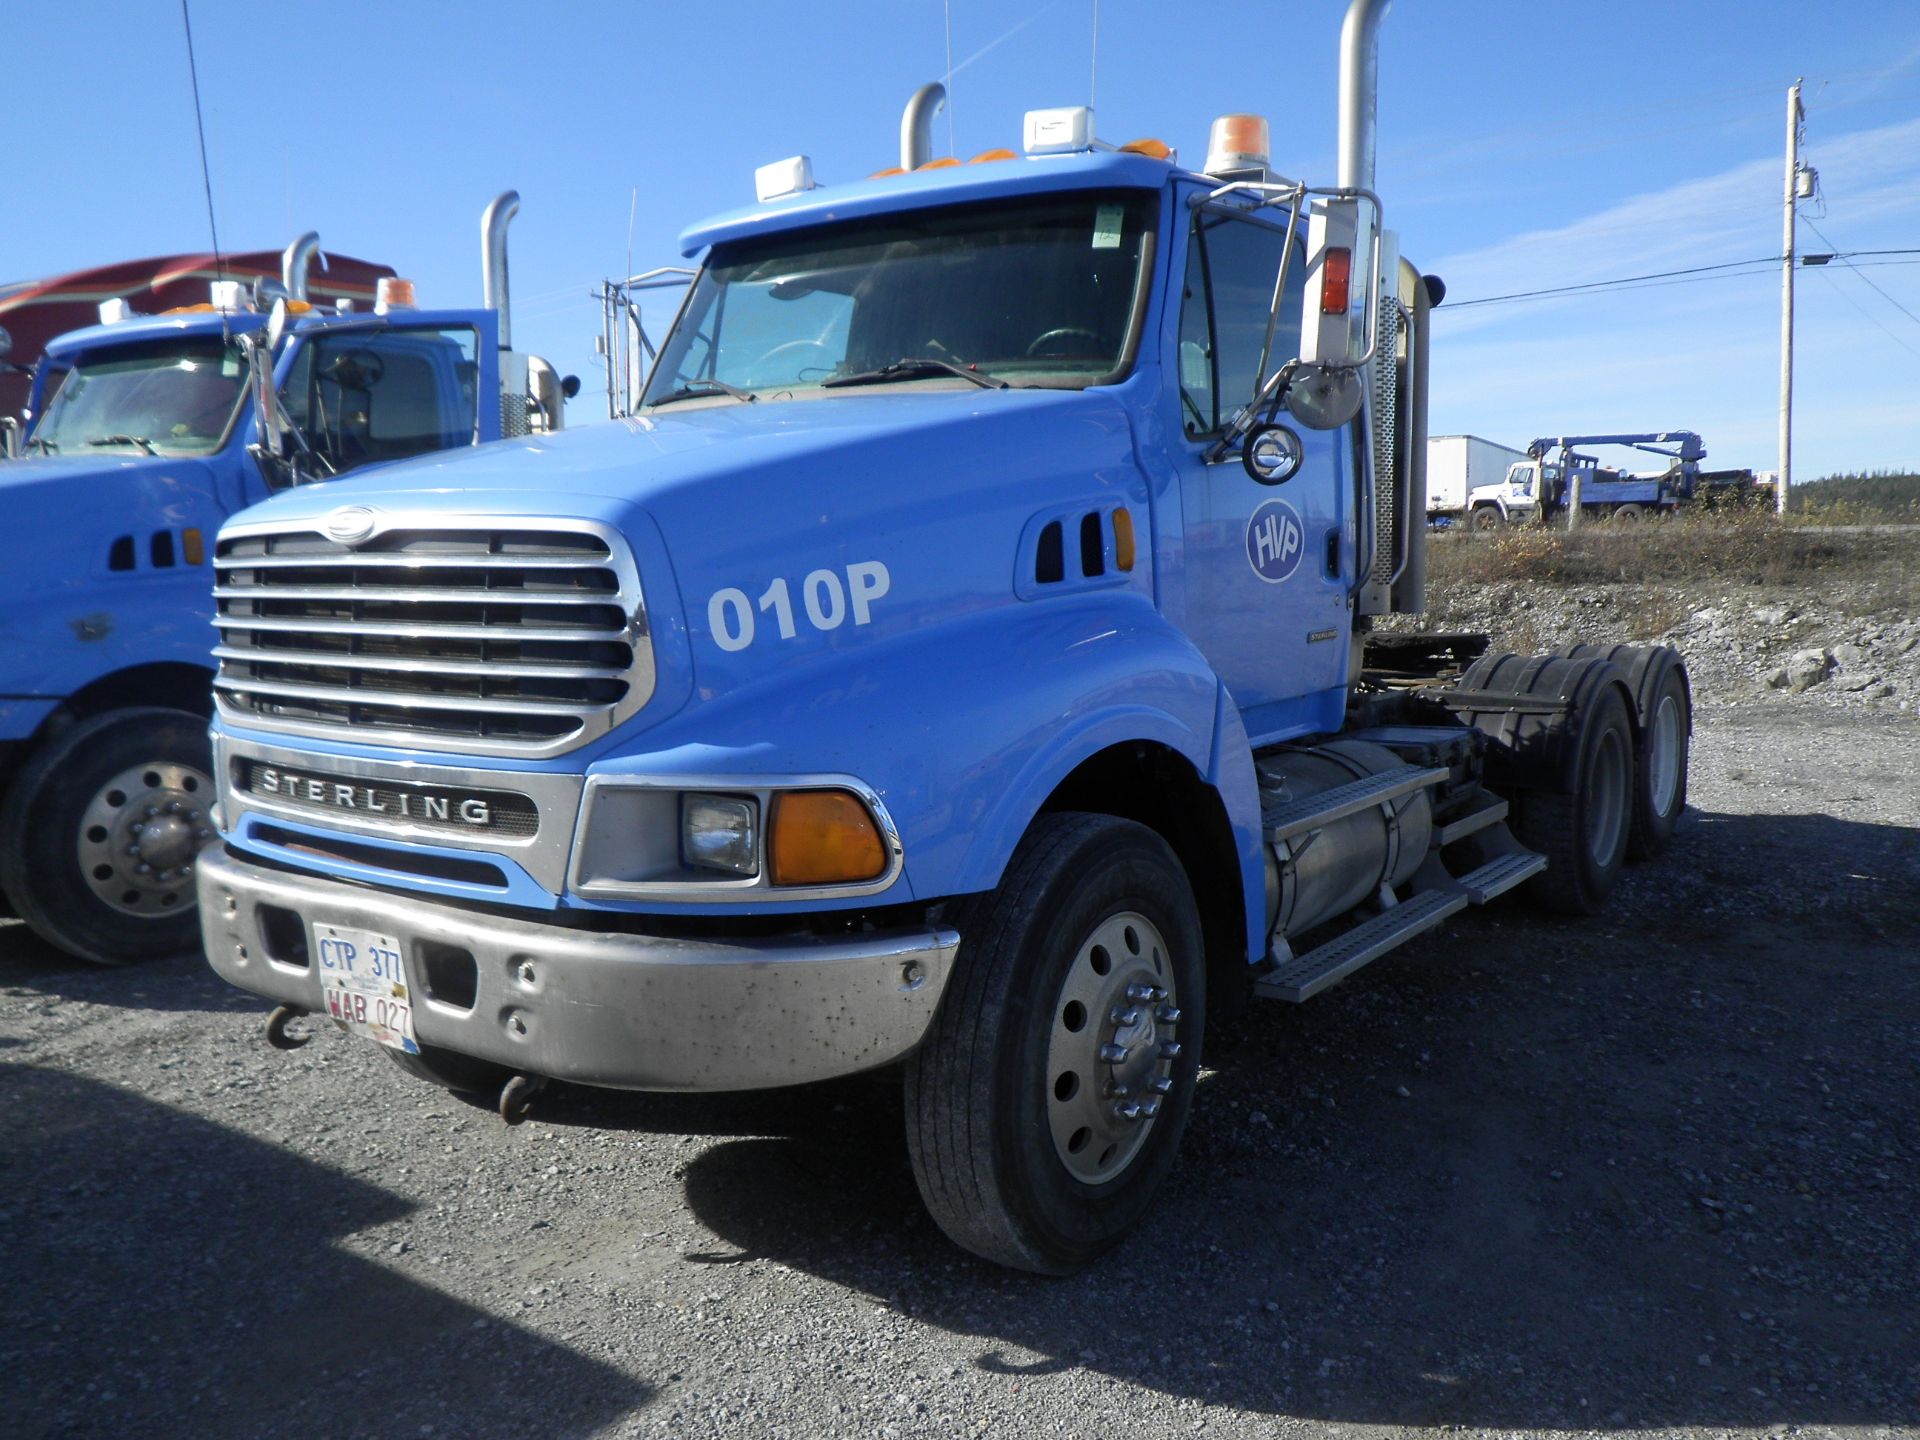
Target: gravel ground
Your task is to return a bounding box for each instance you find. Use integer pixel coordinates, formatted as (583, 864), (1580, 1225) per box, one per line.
(3, 697), (1917, 1440)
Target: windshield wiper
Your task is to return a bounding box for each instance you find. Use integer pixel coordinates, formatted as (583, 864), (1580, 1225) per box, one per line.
(649, 378), (758, 407)
(25, 435), (58, 454)
(84, 434), (159, 455)
(821, 358), (1007, 391)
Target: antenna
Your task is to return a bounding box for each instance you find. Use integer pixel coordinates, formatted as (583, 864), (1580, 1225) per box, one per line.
(178, 0), (229, 339)
(1090, 0), (1100, 112)
(943, 0), (955, 157)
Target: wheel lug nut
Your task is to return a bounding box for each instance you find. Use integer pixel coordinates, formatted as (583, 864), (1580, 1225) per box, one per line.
(1150, 1077), (1174, 1095)
(1124, 983), (1156, 1002)
(1155, 1005), (1183, 1024)
(1110, 1006), (1142, 1027)
(136, 863), (153, 875)
(124, 845), (141, 856)
(130, 823), (144, 835)
(1158, 1041), (1182, 1060)
(145, 806), (160, 818)
(196, 828), (212, 840)
(1106, 1081), (1131, 1098)
(1115, 1102), (1144, 1122)
(1140, 1098), (1163, 1119)
(168, 802), (184, 814)
(1098, 1042), (1129, 1064)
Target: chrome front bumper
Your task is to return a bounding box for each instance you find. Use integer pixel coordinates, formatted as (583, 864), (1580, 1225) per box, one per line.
(198, 847), (960, 1092)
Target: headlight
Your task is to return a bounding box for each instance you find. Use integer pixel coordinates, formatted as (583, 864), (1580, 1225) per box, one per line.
(681, 793), (759, 876)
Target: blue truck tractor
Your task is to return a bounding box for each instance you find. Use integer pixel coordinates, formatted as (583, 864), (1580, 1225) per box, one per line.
(196, 2), (1694, 1273)
(0, 193), (576, 963)
(1507, 430), (1708, 526)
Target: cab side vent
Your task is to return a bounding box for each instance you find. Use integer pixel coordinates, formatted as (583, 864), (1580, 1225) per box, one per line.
(1079, 512), (1106, 577)
(1035, 521), (1065, 584)
(150, 531), (176, 569)
(107, 536), (135, 572)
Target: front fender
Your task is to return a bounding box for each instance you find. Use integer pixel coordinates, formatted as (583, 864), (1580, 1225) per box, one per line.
(592, 592), (1234, 909)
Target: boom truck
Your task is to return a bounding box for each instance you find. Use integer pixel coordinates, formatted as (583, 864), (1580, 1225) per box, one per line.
(0, 193), (576, 963)
(1510, 430), (1706, 525)
(197, 4), (1695, 1275)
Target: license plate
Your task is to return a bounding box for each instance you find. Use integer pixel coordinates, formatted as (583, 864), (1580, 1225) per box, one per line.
(314, 923), (420, 1055)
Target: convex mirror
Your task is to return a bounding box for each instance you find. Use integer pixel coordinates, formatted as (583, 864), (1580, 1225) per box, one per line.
(1243, 422), (1302, 483)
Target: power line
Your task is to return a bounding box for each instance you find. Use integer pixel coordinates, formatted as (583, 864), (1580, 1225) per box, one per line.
(1802, 216), (1920, 329)
(1440, 249), (1920, 312)
(1812, 266), (1920, 358)
(1443, 257), (1778, 309)
(178, 0), (225, 289)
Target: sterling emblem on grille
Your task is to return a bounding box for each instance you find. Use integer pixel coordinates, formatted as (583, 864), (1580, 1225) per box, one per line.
(322, 504), (379, 545)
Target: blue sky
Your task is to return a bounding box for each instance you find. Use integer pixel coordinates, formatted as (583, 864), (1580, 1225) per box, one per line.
(10, 0), (1920, 477)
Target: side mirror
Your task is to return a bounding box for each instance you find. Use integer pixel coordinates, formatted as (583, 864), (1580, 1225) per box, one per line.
(1282, 363), (1365, 430)
(1242, 422), (1302, 483)
(560, 374), (581, 400)
(242, 332), (288, 461)
(265, 297), (290, 353)
(1298, 194), (1379, 371)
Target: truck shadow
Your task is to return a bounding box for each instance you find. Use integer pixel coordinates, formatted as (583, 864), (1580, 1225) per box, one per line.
(668, 808), (1919, 1430)
(0, 927), (259, 1015)
(0, 1063), (647, 1439)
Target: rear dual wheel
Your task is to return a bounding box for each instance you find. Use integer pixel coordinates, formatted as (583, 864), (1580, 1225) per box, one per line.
(905, 814), (1204, 1274)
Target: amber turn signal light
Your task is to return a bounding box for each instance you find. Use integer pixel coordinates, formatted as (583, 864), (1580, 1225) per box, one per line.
(769, 790), (888, 886)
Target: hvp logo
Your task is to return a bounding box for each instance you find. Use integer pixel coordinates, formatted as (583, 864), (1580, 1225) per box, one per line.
(1245, 498), (1306, 584)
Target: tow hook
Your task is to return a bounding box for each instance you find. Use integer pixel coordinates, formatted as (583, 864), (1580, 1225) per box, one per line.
(498, 1074), (547, 1125)
(264, 1005), (312, 1050)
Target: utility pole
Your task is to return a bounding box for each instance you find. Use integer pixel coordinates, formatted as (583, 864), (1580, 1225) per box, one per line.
(1777, 79), (1804, 517)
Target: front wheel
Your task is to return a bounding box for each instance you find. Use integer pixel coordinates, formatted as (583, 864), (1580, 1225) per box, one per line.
(1468, 506), (1505, 532)
(0, 708), (215, 963)
(904, 814), (1205, 1274)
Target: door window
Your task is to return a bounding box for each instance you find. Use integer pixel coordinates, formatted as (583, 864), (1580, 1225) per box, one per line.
(280, 326), (480, 475)
(1177, 210), (1302, 437)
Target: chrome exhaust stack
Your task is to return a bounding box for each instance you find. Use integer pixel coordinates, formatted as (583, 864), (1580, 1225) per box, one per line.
(481, 190), (520, 350)
(900, 83), (946, 171)
(280, 233), (324, 302)
(1337, 0), (1391, 192)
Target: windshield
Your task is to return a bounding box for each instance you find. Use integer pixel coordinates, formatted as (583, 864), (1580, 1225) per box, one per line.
(643, 190), (1157, 405)
(29, 336), (246, 457)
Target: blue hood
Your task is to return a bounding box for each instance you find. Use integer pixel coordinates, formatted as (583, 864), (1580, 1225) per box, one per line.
(226, 385), (1153, 745)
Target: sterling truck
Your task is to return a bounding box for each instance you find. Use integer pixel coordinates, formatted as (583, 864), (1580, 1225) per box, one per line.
(199, 4), (1694, 1274)
(0, 193), (575, 963)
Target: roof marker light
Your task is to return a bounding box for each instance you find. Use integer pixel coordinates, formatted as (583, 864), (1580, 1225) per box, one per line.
(1119, 138), (1173, 160)
(969, 148), (1017, 164)
(98, 298), (136, 325)
(754, 155), (818, 203)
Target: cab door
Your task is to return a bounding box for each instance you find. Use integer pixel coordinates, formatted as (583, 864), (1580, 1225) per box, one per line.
(1167, 199), (1354, 743)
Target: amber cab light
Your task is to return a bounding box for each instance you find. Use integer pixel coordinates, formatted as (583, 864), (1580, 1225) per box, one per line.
(1320, 247), (1353, 315)
(769, 790), (888, 886)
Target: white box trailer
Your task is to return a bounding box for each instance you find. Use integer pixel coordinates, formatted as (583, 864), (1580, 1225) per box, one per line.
(1427, 435), (1532, 525)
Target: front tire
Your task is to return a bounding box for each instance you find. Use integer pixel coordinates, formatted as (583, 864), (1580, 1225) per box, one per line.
(0, 708), (215, 963)
(1468, 506), (1504, 532)
(904, 814), (1205, 1274)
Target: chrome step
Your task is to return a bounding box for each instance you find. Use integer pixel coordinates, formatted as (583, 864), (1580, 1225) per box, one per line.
(1261, 765), (1449, 843)
(1254, 889), (1469, 1003)
(1452, 850), (1548, 904)
(1432, 794), (1508, 846)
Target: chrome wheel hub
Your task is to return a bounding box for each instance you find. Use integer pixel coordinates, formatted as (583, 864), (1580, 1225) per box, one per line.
(1586, 727), (1628, 864)
(1045, 910), (1181, 1185)
(1648, 692), (1682, 815)
(78, 761), (216, 916)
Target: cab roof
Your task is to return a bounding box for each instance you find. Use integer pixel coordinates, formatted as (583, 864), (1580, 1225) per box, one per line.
(679, 149), (1186, 258)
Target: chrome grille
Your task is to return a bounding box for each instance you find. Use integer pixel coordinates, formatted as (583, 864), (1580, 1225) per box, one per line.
(213, 519), (652, 758)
